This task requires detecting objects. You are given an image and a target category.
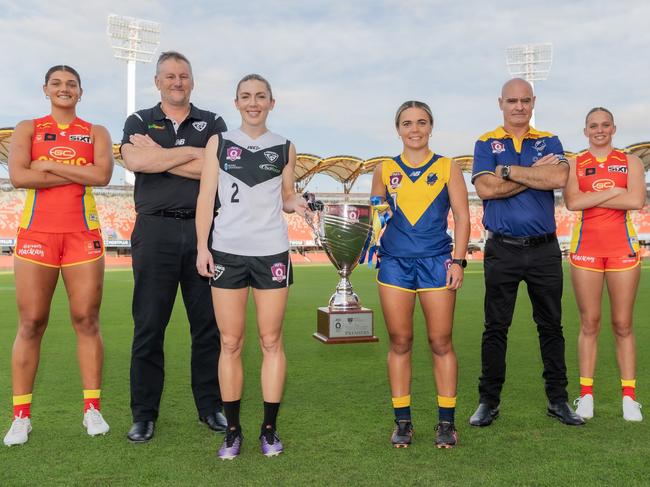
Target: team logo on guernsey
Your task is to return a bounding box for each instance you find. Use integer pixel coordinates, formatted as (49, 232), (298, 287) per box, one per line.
(389, 172), (403, 189)
(271, 263), (287, 283)
(49, 146), (76, 160)
(608, 165), (627, 174)
(69, 134), (91, 143)
(426, 173), (438, 185)
(592, 179), (615, 191)
(226, 146), (242, 161)
(491, 140), (506, 154)
(264, 151), (279, 162)
(533, 140), (546, 152)
(192, 121), (207, 132)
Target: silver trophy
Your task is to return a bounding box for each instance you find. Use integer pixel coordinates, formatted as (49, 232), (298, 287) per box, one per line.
(305, 201), (377, 343)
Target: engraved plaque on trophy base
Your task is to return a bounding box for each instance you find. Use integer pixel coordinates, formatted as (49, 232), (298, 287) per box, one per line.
(314, 307), (378, 344)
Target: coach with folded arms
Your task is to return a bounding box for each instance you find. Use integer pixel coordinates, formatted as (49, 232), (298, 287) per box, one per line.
(120, 51), (227, 442)
(469, 78), (583, 427)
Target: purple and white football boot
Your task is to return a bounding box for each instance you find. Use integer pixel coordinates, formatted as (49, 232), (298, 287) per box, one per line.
(259, 427), (284, 457)
(217, 428), (243, 460)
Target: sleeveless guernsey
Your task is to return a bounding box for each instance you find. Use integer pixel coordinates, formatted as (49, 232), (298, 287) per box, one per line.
(211, 129), (290, 256)
(20, 115), (100, 233)
(570, 150), (639, 256)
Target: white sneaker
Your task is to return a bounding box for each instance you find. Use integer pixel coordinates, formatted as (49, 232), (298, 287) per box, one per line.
(83, 405), (110, 436)
(3, 413), (32, 446)
(622, 396), (643, 422)
(573, 394), (594, 420)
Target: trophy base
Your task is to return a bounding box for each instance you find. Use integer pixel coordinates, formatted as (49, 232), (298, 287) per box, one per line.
(314, 307), (378, 344)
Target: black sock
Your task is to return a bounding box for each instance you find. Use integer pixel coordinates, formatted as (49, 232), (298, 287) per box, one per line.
(262, 401), (280, 431)
(223, 400), (241, 431)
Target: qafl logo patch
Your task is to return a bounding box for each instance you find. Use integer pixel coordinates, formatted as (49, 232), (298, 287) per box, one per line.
(491, 140), (506, 154)
(346, 206), (360, 222)
(226, 146), (242, 161)
(271, 263), (287, 283)
(389, 172), (403, 189)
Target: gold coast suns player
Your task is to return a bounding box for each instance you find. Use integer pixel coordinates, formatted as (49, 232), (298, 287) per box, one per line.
(564, 107), (646, 422)
(4, 65), (113, 446)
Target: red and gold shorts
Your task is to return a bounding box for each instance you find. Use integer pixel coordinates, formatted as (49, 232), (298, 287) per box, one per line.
(569, 252), (640, 272)
(14, 228), (104, 268)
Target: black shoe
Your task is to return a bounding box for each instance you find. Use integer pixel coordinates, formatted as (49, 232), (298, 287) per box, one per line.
(390, 419), (413, 448)
(469, 403), (499, 427)
(435, 421), (458, 449)
(199, 411), (227, 433)
(127, 420), (155, 443)
(547, 402), (585, 426)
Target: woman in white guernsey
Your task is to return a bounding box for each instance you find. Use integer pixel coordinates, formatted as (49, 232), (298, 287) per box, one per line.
(196, 74), (307, 460)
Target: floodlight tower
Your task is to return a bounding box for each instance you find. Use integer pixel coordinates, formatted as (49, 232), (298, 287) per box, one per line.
(505, 43), (553, 128)
(107, 14), (161, 184)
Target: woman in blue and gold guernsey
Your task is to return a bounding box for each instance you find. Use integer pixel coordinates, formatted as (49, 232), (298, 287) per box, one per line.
(564, 107), (646, 422)
(371, 101), (470, 448)
(4, 66), (113, 446)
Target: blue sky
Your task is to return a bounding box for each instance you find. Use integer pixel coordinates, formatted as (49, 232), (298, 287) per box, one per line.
(1, 0), (648, 190)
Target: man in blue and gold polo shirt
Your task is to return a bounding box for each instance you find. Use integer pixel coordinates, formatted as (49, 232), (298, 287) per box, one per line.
(469, 78), (584, 427)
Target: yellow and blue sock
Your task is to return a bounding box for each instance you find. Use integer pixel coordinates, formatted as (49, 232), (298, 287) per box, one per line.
(392, 395), (411, 421)
(438, 395), (456, 423)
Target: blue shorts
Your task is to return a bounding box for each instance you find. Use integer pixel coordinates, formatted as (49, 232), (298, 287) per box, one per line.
(377, 253), (452, 292)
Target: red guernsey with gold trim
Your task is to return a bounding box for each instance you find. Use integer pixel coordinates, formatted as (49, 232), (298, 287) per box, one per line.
(570, 150), (639, 256)
(20, 115), (100, 232)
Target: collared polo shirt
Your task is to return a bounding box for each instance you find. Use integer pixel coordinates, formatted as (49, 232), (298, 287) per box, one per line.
(121, 103), (227, 214)
(471, 125), (564, 237)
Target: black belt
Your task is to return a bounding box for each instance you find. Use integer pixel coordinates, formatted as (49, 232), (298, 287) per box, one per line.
(488, 231), (556, 247)
(147, 209), (196, 219)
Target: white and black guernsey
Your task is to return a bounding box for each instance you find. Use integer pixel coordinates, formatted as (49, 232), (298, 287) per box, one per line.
(211, 129), (291, 256)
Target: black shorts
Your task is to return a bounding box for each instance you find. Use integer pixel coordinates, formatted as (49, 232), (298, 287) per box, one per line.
(209, 249), (293, 289)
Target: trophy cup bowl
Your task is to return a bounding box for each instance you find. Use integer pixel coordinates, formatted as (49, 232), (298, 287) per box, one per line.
(305, 202), (378, 344)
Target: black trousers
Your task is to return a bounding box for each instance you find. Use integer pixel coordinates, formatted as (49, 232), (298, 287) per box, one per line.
(478, 237), (569, 406)
(130, 214), (221, 421)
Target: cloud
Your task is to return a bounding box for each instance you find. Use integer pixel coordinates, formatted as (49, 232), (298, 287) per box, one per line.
(1, 1), (649, 188)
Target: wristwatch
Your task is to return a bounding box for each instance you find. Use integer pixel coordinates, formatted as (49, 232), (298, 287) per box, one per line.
(451, 258), (467, 268)
(500, 165), (511, 180)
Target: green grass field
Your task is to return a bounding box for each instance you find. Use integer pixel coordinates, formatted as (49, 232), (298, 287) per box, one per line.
(0, 263), (649, 486)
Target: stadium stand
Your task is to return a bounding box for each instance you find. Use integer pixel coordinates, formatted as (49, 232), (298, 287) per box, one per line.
(0, 126), (648, 268)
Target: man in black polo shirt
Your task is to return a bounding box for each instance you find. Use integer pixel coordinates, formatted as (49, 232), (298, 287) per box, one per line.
(121, 51), (227, 442)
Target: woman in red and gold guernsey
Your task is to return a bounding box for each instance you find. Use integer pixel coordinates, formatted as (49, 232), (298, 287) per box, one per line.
(564, 107), (646, 422)
(3, 66), (113, 446)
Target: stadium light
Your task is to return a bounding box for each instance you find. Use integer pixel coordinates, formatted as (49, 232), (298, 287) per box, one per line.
(107, 14), (161, 184)
(505, 43), (553, 127)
